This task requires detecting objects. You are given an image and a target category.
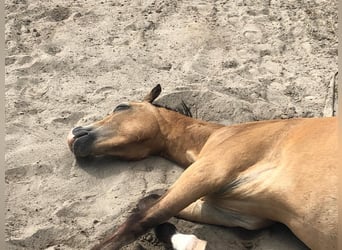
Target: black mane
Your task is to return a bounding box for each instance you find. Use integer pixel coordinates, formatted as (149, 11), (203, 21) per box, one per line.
(153, 100), (193, 117)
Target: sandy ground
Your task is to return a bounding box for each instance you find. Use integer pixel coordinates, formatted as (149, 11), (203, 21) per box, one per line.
(5, 0), (338, 249)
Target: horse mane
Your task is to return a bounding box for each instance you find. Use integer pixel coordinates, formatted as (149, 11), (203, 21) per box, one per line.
(153, 100), (193, 118)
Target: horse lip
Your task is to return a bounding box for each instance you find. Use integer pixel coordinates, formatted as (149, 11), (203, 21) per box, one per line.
(67, 126), (94, 152)
(67, 132), (92, 153)
(67, 127), (98, 157)
(67, 130), (76, 152)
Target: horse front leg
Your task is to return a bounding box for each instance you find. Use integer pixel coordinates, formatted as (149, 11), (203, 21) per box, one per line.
(91, 160), (223, 250)
(90, 194), (163, 250)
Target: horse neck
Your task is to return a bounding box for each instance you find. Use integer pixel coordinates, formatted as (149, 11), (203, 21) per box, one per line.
(155, 108), (224, 167)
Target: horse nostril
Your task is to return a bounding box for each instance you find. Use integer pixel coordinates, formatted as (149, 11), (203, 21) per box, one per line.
(72, 126), (90, 138)
(72, 126), (82, 134)
(75, 131), (89, 138)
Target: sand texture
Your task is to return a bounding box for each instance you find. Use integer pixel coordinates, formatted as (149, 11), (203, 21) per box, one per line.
(5, 0), (338, 249)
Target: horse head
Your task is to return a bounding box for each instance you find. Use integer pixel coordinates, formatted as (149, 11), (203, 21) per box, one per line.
(67, 85), (164, 160)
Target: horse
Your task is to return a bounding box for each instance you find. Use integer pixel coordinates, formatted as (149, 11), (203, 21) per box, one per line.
(67, 84), (337, 250)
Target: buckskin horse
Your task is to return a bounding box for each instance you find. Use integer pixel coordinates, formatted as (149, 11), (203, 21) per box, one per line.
(67, 85), (337, 250)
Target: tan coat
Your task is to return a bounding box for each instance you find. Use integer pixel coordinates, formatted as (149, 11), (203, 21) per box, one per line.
(67, 85), (337, 250)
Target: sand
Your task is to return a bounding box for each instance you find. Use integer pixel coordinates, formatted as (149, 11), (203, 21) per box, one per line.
(5, 0), (338, 249)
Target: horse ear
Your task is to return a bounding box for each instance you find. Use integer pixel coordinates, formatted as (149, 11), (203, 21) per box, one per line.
(143, 84), (161, 103)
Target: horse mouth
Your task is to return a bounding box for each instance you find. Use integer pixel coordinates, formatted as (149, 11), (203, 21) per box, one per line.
(67, 127), (95, 157)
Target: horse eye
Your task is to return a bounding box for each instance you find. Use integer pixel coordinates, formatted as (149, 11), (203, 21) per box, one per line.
(113, 103), (130, 112)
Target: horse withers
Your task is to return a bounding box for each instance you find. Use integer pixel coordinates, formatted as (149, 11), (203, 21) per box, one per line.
(67, 85), (337, 250)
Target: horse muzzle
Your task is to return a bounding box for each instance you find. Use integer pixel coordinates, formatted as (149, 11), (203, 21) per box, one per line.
(67, 126), (96, 157)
